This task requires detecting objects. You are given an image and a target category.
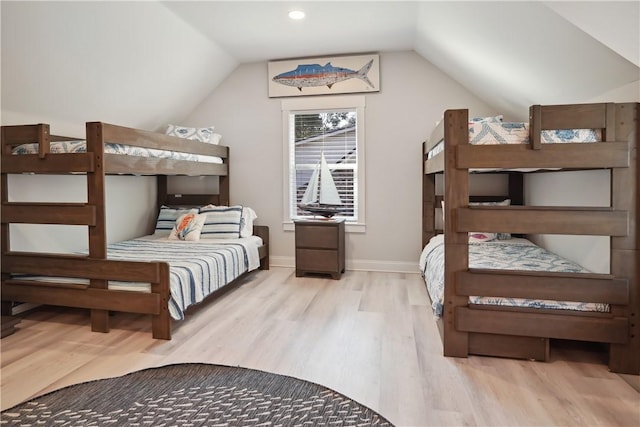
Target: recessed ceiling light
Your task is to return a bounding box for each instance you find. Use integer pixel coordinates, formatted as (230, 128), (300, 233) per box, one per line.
(288, 10), (305, 20)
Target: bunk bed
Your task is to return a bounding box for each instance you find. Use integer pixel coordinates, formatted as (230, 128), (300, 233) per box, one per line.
(1, 122), (269, 340)
(420, 103), (638, 375)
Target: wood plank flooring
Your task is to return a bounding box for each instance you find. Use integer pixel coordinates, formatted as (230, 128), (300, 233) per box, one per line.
(1, 268), (638, 426)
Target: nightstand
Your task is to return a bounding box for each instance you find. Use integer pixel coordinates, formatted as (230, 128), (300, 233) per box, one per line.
(294, 219), (345, 279)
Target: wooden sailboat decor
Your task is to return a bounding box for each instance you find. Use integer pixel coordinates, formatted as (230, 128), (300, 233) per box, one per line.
(298, 153), (346, 218)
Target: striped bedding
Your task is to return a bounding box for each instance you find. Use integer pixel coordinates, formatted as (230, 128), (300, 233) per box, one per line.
(12, 140), (222, 164)
(17, 235), (262, 320)
(419, 234), (609, 317)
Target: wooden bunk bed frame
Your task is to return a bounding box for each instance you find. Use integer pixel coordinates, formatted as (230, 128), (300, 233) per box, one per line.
(1, 122), (269, 340)
(422, 102), (638, 375)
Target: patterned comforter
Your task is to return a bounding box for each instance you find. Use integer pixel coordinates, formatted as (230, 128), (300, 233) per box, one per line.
(427, 121), (600, 160)
(12, 140), (222, 164)
(419, 235), (609, 317)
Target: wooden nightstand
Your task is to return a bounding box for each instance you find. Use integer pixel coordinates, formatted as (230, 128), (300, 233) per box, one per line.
(295, 219), (345, 279)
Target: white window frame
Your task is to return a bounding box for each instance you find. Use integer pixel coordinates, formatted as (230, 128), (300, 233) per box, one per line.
(282, 95), (366, 233)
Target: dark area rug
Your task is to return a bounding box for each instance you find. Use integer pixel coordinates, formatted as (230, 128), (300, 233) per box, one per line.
(1, 363), (393, 426)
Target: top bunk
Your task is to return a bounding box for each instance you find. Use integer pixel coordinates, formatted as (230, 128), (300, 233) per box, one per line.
(423, 103), (634, 174)
(1, 122), (228, 177)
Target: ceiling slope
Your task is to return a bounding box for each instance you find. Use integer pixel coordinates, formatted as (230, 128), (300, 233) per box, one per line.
(413, 1), (639, 118)
(2, 1), (638, 127)
(1, 1), (236, 130)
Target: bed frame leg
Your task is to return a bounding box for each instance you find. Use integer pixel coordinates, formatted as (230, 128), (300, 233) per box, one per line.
(152, 263), (171, 340)
(1, 301), (13, 316)
(152, 313), (171, 340)
(609, 342), (640, 375)
(90, 309), (110, 333)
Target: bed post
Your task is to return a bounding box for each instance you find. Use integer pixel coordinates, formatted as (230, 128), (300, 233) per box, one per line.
(1, 166), (10, 316)
(85, 122), (110, 333)
(219, 147), (230, 206)
(609, 102), (639, 374)
(422, 141), (436, 248)
(443, 109), (470, 357)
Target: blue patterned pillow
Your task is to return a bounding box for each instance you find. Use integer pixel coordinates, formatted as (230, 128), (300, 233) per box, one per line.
(199, 205), (243, 239)
(165, 125), (215, 144)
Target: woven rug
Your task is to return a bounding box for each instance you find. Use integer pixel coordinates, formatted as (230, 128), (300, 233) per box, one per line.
(1, 363), (393, 426)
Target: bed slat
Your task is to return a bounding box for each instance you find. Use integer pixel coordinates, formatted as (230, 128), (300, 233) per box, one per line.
(457, 269), (628, 304)
(457, 142), (629, 170)
(2, 253), (164, 283)
(456, 307), (628, 344)
(457, 206), (628, 236)
(2, 203), (97, 226)
(1, 283), (162, 315)
(104, 154), (227, 176)
(2, 153), (95, 173)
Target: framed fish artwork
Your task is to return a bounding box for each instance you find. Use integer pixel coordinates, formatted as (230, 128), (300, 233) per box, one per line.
(268, 53), (380, 97)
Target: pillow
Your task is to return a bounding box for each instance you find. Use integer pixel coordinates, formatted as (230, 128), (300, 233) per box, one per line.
(240, 207), (258, 238)
(469, 115), (503, 124)
(209, 133), (223, 145)
(165, 125), (215, 144)
(155, 206), (195, 235)
(199, 205), (243, 239)
(469, 232), (498, 242)
(169, 212), (206, 241)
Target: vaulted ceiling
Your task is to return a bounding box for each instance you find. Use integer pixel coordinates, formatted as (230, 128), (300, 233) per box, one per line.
(2, 1), (638, 130)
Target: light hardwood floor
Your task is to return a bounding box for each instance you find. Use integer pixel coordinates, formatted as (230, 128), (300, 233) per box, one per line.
(1, 267), (639, 426)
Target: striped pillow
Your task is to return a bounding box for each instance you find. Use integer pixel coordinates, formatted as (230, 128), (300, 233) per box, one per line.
(199, 205), (243, 239)
(155, 206), (196, 235)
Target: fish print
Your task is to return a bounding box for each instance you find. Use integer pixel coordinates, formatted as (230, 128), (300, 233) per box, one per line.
(273, 59), (374, 91)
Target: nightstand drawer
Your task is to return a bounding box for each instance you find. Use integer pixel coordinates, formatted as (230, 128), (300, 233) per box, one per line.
(295, 225), (338, 249)
(296, 249), (339, 271)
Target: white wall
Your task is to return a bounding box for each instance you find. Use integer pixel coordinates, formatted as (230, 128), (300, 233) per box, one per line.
(180, 51), (497, 271)
(525, 84), (639, 274)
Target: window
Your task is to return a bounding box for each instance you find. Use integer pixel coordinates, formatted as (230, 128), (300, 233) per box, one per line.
(282, 96), (365, 232)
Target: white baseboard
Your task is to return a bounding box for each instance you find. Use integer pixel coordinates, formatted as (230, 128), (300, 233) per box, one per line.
(268, 256), (420, 274)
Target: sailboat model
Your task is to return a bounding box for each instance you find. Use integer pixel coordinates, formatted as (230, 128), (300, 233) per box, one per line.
(298, 153), (346, 218)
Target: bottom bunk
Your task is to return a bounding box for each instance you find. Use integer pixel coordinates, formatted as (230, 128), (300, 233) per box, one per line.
(1, 225), (269, 340)
(419, 233), (631, 367)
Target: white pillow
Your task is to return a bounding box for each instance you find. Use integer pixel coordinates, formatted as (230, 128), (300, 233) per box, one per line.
(169, 212), (206, 241)
(165, 125), (215, 144)
(240, 207), (257, 238)
(155, 206), (195, 235)
(199, 205), (243, 239)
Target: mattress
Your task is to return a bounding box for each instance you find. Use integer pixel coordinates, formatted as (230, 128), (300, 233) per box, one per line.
(427, 120), (601, 160)
(12, 140), (223, 164)
(419, 234), (609, 317)
(14, 235), (262, 320)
